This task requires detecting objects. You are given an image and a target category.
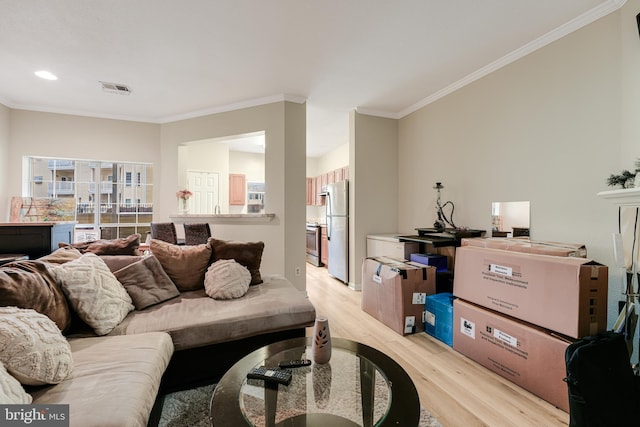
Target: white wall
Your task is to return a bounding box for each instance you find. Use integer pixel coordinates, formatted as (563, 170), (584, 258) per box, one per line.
(397, 5), (628, 327)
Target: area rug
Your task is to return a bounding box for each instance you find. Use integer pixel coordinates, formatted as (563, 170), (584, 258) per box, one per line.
(158, 383), (442, 427)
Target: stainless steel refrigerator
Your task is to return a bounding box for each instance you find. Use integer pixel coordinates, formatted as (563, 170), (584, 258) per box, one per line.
(326, 180), (349, 283)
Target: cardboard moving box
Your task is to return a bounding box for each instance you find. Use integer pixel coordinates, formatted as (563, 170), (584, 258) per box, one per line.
(461, 237), (587, 258)
(362, 257), (436, 335)
(453, 299), (572, 412)
(453, 246), (607, 338)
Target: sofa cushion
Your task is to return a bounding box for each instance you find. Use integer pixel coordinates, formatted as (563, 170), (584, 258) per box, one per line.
(30, 332), (173, 427)
(0, 260), (71, 332)
(0, 362), (32, 404)
(52, 253), (134, 336)
(38, 246), (83, 265)
(150, 239), (212, 291)
(113, 255), (180, 310)
(204, 259), (251, 300)
(208, 238), (265, 285)
(59, 233), (141, 256)
(0, 307), (73, 386)
(109, 275), (316, 351)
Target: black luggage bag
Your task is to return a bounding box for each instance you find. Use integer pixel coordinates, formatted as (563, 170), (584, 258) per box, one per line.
(564, 331), (640, 426)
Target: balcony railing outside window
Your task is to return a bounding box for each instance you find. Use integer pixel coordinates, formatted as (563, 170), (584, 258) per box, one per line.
(28, 157), (154, 240)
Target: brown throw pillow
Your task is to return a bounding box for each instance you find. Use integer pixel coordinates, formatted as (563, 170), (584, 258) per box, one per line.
(38, 246), (83, 265)
(0, 261), (71, 332)
(150, 239), (212, 291)
(208, 238), (264, 285)
(58, 233), (141, 256)
(99, 255), (145, 273)
(113, 255), (180, 310)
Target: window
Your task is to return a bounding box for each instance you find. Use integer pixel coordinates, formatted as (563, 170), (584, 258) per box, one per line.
(26, 157), (153, 240)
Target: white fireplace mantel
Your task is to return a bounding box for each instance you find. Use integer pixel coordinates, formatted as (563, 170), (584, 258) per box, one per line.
(597, 187), (640, 206)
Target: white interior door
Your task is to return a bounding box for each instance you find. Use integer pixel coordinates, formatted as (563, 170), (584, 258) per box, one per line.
(187, 171), (219, 213)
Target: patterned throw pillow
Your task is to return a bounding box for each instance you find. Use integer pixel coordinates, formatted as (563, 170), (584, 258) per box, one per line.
(52, 253), (134, 336)
(0, 307), (73, 386)
(208, 238), (265, 285)
(204, 259), (251, 300)
(0, 362), (32, 403)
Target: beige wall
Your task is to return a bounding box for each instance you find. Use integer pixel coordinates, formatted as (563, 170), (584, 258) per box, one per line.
(317, 143), (349, 175)
(5, 101), (307, 289)
(350, 112), (398, 289)
(160, 101), (307, 288)
(8, 110), (160, 205)
(180, 140), (229, 213)
(397, 6), (630, 326)
(0, 104), (9, 220)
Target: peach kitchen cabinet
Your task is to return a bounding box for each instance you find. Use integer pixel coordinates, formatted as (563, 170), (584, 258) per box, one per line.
(229, 174), (246, 205)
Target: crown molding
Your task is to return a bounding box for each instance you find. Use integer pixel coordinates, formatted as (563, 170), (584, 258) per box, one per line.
(4, 93), (307, 124)
(385, 0), (627, 120)
(354, 107), (400, 119)
(159, 94), (307, 123)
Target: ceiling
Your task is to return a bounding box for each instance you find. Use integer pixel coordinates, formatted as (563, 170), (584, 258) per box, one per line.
(0, 0), (621, 157)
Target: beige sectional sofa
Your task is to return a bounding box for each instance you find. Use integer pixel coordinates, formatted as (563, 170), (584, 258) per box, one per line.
(0, 235), (316, 427)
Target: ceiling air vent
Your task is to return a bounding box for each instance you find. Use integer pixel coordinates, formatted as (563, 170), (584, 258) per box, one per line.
(100, 81), (132, 95)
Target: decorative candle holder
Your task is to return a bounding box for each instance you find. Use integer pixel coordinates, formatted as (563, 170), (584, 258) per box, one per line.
(311, 316), (331, 364)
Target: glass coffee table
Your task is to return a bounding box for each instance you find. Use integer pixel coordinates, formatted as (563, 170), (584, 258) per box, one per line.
(209, 337), (420, 426)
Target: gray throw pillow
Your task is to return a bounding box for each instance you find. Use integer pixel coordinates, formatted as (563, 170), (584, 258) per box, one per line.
(113, 255), (180, 310)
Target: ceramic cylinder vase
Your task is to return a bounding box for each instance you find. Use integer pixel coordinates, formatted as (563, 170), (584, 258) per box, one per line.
(311, 316), (331, 364)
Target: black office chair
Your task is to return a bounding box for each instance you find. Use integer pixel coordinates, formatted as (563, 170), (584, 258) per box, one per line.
(150, 222), (178, 245)
(183, 223), (211, 245)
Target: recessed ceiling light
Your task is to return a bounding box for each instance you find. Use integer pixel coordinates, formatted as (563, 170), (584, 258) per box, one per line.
(35, 70), (58, 81)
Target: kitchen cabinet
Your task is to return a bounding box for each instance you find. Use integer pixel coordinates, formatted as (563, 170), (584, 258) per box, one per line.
(315, 176), (325, 206)
(229, 174), (246, 205)
(306, 177), (315, 206)
(320, 225), (328, 267)
(307, 165), (348, 206)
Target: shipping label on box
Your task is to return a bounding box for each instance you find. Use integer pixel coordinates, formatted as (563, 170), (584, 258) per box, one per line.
(453, 246), (608, 338)
(453, 299), (572, 412)
(361, 257), (436, 335)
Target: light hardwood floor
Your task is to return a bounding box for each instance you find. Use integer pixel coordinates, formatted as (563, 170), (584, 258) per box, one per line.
(303, 264), (570, 427)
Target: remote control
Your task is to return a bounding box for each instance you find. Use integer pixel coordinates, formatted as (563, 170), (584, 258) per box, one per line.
(278, 359), (312, 368)
(247, 366), (292, 385)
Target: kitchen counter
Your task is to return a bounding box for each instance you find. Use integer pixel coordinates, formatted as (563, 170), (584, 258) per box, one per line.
(170, 213), (275, 224)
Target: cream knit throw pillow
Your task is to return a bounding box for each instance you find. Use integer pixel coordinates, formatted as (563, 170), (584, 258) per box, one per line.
(53, 253), (134, 336)
(204, 259), (251, 299)
(0, 307), (73, 386)
(0, 361), (32, 403)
